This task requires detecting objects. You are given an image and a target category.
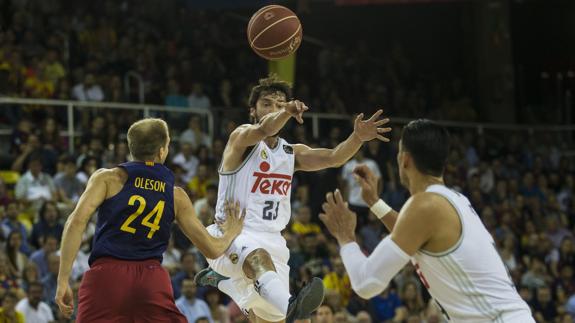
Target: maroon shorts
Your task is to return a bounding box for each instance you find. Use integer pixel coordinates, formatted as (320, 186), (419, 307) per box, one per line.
(77, 257), (187, 323)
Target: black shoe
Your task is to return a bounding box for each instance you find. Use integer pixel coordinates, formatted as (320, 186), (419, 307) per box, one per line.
(286, 277), (325, 323)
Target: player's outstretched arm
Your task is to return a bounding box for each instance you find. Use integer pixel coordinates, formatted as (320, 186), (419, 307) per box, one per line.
(56, 169), (110, 318)
(174, 187), (244, 259)
(229, 100), (308, 149)
(353, 164), (398, 231)
(293, 110), (391, 172)
(319, 190), (435, 299)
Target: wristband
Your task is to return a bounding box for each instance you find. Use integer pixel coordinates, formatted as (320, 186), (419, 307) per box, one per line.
(370, 199), (392, 219)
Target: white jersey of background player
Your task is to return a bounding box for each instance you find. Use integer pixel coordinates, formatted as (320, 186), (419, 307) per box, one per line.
(320, 119), (534, 323)
(194, 75), (390, 323)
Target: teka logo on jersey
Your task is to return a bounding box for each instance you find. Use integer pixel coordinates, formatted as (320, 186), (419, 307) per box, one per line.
(251, 161), (292, 195)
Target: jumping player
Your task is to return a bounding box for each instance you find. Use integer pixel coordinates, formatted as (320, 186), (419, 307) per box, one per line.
(55, 118), (245, 322)
(194, 76), (391, 323)
(319, 119), (535, 322)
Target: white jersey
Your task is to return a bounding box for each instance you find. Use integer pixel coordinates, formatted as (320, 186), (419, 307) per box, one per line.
(412, 185), (533, 322)
(215, 138), (294, 233)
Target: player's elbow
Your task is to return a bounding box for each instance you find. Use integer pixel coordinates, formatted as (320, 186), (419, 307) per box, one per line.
(352, 278), (386, 299)
(199, 245), (221, 260)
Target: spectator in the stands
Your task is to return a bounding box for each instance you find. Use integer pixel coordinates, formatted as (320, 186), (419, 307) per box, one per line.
(5, 231), (28, 278)
(0, 179), (14, 208)
(53, 156), (84, 204)
(29, 234), (59, 279)
(188, 82), (211, 109)
(291, 205), (321, 236)
(180, 116), (212, 150)
(76, 155), (100, 185)
(176, 279), (213, 323)
(14, 153), (57, 209)
(0, 292), (24, 322)
(323, 256), (351, 307)
(315, 304), (335, 323)
(30, 201), (63, 250)
(40, 252), (59, 313)
(15, 281), (54, 323)
(194, 183), (218, 225)
(1, 202), (31, 255)
(188, 163), (211, 200)
(72, 73), (104, 101)
(368, 287), (402, 323)
(165, 78), (188, 107)
(172, 252), (199, 299)
(172, 142), (199, 183)
(340, 148), (381, 219)
(21, 263), (40, 292)
(204, 288), (230, 323)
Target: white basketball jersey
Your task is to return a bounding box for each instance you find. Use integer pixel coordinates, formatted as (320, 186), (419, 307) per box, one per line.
(412, 185), (532, 322)
(215, 138), (294, 233)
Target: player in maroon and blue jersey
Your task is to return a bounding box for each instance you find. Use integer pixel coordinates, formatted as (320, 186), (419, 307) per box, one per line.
(54, 118), (244, 322)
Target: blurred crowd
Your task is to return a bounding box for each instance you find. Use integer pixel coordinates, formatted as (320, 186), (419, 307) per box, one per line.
(0, 0), (574, 323)
(0, 0), (476, 122)
(0, 109), (573, 323)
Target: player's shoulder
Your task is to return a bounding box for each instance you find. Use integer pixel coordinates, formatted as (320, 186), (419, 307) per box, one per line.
(228, 124), (259, 145)
(403, 191), (450, 219)
(88, 167), (125, 184)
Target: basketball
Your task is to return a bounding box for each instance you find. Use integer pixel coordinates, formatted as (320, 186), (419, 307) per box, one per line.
(247, 5), (303, 61)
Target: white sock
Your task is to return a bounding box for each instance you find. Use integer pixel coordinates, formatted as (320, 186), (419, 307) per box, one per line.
(254, 271), (291, 315)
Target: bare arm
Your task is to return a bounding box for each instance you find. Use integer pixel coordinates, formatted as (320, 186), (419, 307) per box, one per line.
(174, 187), (244, 259)
(58, 169), (108, 284)
(228, 100), (307, 150)
(56, 168), (110, 317)
(353, 164), (398, 231)
(293, 134), (363, 171)
(294, 110), (391, 172)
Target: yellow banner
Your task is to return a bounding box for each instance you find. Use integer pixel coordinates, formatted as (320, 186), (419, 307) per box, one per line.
(268, 53), (296, 85)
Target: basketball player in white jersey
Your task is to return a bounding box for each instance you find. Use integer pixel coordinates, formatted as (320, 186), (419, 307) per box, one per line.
(194, 76), (391, 323)
(319, 119), (535, 322)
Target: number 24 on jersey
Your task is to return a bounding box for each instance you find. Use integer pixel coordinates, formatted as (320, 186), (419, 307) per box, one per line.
(120, 195), (164, 239)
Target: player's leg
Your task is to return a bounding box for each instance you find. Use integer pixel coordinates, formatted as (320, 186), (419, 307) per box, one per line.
(134, 261), (187, 323)
(243, 248), (291, 315)
(76, 259), (134, 322)
(246, 248), (323, 323)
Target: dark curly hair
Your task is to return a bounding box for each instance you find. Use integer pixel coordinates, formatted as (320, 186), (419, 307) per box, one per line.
(247, 74), (292, 109)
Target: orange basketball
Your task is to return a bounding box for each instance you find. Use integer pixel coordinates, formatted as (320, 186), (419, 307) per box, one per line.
(247, 5), (303, 61)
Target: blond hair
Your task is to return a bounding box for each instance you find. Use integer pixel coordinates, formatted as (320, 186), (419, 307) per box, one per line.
(127, 118), (169, 161)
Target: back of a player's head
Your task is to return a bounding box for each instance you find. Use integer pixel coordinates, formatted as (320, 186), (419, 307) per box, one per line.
(248, 74), (292, 108)
(401, 119), (450, 177)
(127, 118), (169, 161)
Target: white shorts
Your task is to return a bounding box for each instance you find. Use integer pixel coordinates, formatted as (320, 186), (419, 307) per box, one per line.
(206, 224), (291, 322)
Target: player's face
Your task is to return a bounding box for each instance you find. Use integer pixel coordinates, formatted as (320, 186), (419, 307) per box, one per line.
(251, 91), (287, 123)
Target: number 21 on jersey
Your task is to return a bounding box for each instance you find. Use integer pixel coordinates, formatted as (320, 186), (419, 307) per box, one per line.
(120, 195), (164, 239)
(262, 200), (279, 220)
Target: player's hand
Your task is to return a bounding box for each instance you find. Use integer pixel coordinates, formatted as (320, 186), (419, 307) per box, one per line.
(220, 200), (246, 238)
(319, 189), (357, 246)
(55, 281), (74, 318)
(353, 164), (380, 207)
(282, 100), (308, 124)
(353, 109), (391, 142)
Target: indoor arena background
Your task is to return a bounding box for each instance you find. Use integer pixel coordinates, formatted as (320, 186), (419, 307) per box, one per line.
(0, 0), (574, 322)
